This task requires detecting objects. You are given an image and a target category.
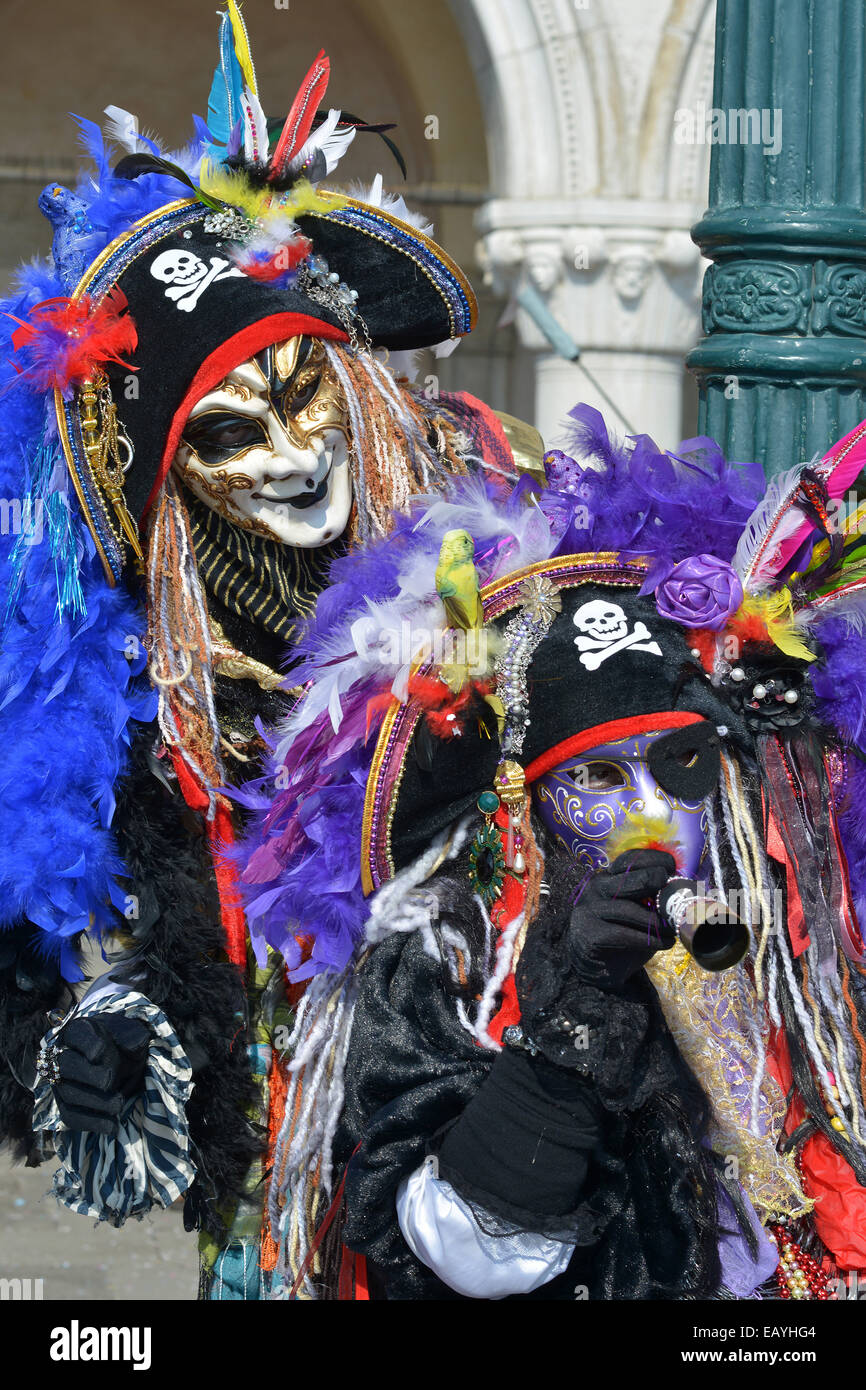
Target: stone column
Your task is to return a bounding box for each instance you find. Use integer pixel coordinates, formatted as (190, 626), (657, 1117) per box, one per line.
(688, 0), (866, 476)
(451, 0), (719, 448)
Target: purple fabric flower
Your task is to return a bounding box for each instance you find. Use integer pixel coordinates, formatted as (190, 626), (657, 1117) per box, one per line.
(655, 554), (743, 631)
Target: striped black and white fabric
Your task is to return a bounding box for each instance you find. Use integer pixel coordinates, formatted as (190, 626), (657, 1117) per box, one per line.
(32, 979), (195, 1226)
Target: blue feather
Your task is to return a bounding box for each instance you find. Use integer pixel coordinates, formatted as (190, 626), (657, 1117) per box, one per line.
(205, 10), (244, 163)
(72, 114), (112, 185)
(0, 266), (157, 978)
(191, 113), (214, 150)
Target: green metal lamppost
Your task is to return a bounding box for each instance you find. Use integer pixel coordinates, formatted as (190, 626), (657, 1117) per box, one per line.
(688, 0), (866, 477)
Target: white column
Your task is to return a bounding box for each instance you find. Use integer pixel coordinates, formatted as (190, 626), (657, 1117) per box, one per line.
(477, 203), (704, 443)
(449, 0), (717, 450)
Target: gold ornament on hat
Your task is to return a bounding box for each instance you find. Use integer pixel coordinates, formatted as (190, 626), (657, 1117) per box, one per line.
(515, 573), (562, 625)
(79, 370), (144, 571)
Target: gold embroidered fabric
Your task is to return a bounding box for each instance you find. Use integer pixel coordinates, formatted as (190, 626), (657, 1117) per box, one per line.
(185, 488), (341, 644)
(645, 943), (811, 1222)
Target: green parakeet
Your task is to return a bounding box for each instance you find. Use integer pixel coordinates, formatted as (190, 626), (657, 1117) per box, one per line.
(435, 529), (483, 630)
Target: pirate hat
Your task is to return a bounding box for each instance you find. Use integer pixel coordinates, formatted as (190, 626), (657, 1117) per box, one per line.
(15, 14), (476, 585)
(375, 568), (742, 884)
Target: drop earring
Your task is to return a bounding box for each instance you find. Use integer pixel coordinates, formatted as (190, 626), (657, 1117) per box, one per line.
(468, 789), (506, 906)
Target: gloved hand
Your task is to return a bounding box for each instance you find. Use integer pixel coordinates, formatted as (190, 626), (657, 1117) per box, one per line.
(437, 852), (678, 1227)
(564, 848), (677, 994)
(511, 847), (679, 1095)
(54, 1015), (151, 1135)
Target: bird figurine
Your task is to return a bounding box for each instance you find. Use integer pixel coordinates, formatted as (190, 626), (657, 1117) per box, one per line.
(435, 528), (483, 631)
(38, 184), (95, 293)
(433, 530), (503, 737)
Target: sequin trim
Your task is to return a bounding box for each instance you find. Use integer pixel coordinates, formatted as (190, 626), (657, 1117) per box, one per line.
(311, 206), (475, 338)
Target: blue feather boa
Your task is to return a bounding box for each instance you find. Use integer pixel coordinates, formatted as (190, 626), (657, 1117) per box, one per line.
(0, 262), (155, 980)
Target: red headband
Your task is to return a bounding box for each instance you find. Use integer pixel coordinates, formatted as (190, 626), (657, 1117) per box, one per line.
(524, 711), (707, 783)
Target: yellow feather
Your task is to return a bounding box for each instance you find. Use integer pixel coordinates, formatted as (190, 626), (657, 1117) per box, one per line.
(197, 168), (345, 226)
(606, 810), (681, 862)
(227, 0), (258, 95)
(737, 590), (816, 663)
(280, 180), (346, 218)
(800, 500), (866, 576)
(198, 163), (271, 217)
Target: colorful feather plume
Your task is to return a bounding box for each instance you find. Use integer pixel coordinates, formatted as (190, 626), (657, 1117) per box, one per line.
(282, 109), (356, 186)
(6, 289), (137, 399)
(203, 3), (266, 166)
(729, 590), (816, 664)
(268, 49), (331, 180)
(733, 419), (866, 593)
(198, 166), (341, 225)
(205, 10), (245, 161)
(231, 237), (312, 284)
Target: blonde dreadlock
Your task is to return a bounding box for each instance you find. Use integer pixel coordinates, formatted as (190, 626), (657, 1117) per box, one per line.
(145, 471), (226, 817)
(324, 344), (468, 545)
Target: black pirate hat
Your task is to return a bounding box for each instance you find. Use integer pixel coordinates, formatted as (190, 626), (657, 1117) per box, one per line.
(53, 191), (475, 584)
(37, 29), (477, 584)
(365, 565), (746, 883)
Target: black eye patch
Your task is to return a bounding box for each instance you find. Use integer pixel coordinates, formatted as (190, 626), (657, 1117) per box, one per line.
(647, 721), (721, 800)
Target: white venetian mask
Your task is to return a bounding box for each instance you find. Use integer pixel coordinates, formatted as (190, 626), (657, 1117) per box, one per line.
(172, 336), (352, 547)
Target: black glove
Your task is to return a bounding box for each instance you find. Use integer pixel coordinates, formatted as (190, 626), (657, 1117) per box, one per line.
(564, 848), (677, 993)
(509, 846), (679, 1108)
(437, 853), (677, 1231)
(54, 1015), (151, 1135)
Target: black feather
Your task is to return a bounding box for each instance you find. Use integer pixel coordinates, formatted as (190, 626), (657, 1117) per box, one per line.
(111, 723), (264, 1246)
(112, 154), (222, 209)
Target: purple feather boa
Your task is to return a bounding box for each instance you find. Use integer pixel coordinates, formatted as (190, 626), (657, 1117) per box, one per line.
(542, 404), (765, 589)
(227, 686), (378, 979)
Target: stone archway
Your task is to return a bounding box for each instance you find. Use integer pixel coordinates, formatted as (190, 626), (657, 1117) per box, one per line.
(448, 0), (718, 446)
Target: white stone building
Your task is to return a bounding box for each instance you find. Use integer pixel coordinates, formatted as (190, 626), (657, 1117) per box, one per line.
(0, 0), (718, 448)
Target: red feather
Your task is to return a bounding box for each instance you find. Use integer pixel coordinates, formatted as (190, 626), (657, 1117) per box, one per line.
(268, 50), (330, 180)
(234, 237), (312, 282)
(408, 674), (490, 738)
(7, 288), (137, 398)
(685, 627), (717, 674)
(725, 610), (774, 648)
(364, 674), (492, 743)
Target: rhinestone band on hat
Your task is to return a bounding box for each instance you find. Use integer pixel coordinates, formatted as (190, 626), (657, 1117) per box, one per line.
(494, 575), (562, 758)
(204, 204), (369, 349)
(202, 207), (258, 240)
(296, 253), (369, 352)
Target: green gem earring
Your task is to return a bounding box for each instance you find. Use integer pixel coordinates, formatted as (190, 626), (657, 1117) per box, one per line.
(468, 790), (506, 906)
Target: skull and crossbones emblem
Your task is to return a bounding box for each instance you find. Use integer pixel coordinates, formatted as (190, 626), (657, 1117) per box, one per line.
(150, 248), (246, 312)
(572, 599), (663, 671)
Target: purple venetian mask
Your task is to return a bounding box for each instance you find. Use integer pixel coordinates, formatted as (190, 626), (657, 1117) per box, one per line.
(532, 725), (717, 876)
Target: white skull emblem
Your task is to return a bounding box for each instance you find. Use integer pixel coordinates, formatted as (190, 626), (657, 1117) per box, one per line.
(573, 600), (629, 644)
(150, 249), (207, 287)
(149, 248), (247, 312)
(572, 598), (663, 670)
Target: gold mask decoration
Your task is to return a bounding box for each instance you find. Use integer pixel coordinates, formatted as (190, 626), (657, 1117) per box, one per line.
(172, 336), (352, 546)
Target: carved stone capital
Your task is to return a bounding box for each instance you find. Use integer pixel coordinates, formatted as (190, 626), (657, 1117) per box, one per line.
(476, 201), (705, 355)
